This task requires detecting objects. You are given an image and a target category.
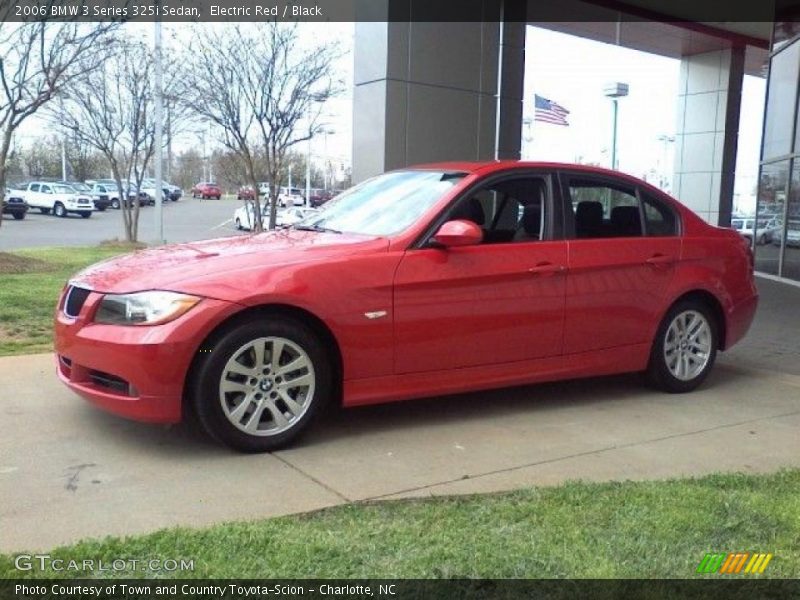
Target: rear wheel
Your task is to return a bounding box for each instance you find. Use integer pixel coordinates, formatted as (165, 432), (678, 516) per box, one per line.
(39, 207), (51, 215)
(191, 316), (333, 452)
(53, 203), (66, 218)
(646, 300), (718, 393)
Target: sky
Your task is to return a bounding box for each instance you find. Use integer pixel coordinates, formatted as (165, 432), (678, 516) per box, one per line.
(16, 21), (765, 212)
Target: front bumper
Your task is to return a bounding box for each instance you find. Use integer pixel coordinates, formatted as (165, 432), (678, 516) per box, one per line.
(54, 290), (241, 423)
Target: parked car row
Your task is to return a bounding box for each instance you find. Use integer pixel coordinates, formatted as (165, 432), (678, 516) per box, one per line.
(4, 178), (183, 219)
(234, 184), (338, 208)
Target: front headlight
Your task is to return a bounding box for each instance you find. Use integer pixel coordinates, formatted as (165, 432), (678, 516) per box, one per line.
(94, 291), (201, 326)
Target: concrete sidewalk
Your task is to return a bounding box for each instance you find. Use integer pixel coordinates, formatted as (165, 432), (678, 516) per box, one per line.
(2, 350), (799, 552)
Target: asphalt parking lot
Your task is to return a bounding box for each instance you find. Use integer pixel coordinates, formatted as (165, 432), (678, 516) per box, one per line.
(0, 196), (244, 251)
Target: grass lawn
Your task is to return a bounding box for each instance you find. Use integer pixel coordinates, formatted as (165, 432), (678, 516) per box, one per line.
(0, 245), (136, 356)
(2, 470), (797, 579)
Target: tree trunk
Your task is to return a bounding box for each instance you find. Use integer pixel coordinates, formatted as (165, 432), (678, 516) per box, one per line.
(0, 132), (11, 231)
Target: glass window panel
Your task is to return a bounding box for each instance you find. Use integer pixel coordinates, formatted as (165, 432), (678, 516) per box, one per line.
(763, 41), (800, 160)
(755, 161), (789, 275)
(781, 160), (800, 280)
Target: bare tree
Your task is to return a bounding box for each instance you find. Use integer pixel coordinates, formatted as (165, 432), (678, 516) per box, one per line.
(0, 20), (117, 228)
(20, 136), (62, 178)
(182, 23), (342, 231)
(55, 41), (156, 242)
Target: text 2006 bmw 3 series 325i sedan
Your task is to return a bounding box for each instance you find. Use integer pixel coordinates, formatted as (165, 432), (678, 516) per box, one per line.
(54, 162), (758, 452)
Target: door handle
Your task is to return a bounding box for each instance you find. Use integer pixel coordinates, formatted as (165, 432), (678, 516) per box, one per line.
(528, 262), (566, 276)
(645, 254), (675, 267)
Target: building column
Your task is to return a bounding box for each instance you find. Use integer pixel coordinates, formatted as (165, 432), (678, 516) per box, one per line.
(352, 0), (525, 183)
(673, 46), (745, 226)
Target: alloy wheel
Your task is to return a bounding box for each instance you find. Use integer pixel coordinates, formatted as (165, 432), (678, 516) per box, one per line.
(219, 336), (315, 436)
(663, 310), (712, 381)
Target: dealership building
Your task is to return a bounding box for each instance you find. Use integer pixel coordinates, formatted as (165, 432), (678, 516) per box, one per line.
(352, 1), (800, 283)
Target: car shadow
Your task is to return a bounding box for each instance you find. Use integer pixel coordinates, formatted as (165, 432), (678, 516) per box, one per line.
(76, 363), (753, 455)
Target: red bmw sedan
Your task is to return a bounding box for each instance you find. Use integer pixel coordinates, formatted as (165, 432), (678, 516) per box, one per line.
(54, 162), (758, 452)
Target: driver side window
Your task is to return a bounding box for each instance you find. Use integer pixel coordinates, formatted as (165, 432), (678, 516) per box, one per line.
(447, 177), (547, 244)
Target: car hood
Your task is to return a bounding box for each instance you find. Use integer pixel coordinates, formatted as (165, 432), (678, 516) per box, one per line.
(71, 230), (388, 296)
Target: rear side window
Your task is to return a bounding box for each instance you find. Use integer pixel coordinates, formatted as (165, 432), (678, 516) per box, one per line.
(568, 179), (643, 238)
(29, 184), (40, 192)
(641, 192), (679, 236)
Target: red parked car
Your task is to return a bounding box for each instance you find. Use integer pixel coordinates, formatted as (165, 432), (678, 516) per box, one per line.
(191, 182), (222, 200)
(236, 186), (254, 201)
(54, 162), (757, 452)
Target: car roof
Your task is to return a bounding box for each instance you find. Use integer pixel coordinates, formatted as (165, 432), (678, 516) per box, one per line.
(410, 160), (648, 179)
(408, 160), (684, 201)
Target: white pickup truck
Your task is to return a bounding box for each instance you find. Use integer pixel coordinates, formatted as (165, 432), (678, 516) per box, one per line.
(16, 181), (95, 218)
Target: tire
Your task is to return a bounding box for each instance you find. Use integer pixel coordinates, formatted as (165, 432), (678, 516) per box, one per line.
(214, 195), (221, 200)
(97, 205), (107, 212)
(79, 211), (91, 219)
(758, 234), (767, 245)
(12, 212), (25, 220)
(646, 299), (718, 393)
(40, 207), (51, 215)
(191, 316), (333, 452)
(235, 217), (242, 230)
(112, 198), (120, 209)
(53, 203), (66, 218)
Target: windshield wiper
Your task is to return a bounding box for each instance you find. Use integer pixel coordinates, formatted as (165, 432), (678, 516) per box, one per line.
(292, 224), (342, 234)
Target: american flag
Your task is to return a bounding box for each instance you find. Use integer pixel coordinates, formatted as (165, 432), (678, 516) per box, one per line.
(534, 94), (570, 126)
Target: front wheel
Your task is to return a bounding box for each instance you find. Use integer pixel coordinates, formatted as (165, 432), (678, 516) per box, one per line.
(12, 212), (25, 220)
(40, 207), (51, 215)
(79, 211), (91, 219)
(53, 203), (66, 218)
(646, 300), (718, 393)
(235, 217), (242, 230)
(191, 317), (333, 452)
(111, 198), (121, 209)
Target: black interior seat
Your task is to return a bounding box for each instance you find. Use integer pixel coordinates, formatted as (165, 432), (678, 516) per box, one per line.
(610, 205), (642, 237)
(514, 203), (542, 241)
(575, 201), (604, 238)
(451, 197), (486, 226)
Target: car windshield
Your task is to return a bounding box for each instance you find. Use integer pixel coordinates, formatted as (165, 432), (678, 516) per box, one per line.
(53, 184), (74, 194)
(302, 170), (466, 236)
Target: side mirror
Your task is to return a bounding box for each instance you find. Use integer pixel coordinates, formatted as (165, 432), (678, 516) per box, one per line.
(431, 220), (483, 248)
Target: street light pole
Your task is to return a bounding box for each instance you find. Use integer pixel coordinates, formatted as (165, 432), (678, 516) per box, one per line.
(61, 137), (67, 182)
(603, 82), (629, 171)
(153, 18), (164, 244)
(306, 105), (312, 208)
(611, 98), (618, 170)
